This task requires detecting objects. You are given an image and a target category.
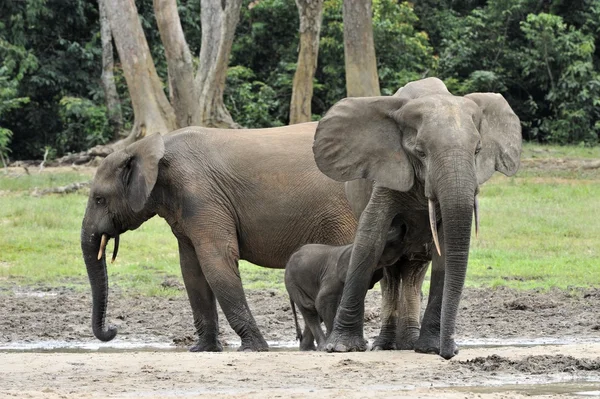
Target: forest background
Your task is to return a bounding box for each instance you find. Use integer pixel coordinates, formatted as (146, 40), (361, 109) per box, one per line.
(1, 0), (599, 162)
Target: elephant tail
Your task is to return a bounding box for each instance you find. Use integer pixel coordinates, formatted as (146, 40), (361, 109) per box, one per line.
(290, 298), (303, 342)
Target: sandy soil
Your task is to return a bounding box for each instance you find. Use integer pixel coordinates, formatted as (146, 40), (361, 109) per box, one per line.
(1, 286), (600, 398)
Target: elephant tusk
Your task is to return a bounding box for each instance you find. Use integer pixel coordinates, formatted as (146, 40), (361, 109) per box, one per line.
(97, 234), (108, 261)
(111, 235), (120, 263)
(474, 195), (480, 239)
(428, 199), (442, 257)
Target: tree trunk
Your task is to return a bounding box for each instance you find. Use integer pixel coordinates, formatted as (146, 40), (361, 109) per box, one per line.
(104, 0), (176, 150)
(289, 0), (324, 125)
(342, 0), (380, 97)
(195, 0), (243, 129)
(154, 0), (201, 128)
(98, 0), (123, 140)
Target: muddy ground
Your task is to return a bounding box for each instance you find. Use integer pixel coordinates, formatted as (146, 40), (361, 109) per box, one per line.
(1, 285), (600, 398)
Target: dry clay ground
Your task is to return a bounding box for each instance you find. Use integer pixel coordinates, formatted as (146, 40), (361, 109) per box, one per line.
(1, 286), (600, 398)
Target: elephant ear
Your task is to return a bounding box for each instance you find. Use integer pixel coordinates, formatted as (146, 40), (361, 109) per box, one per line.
(313, 96), (413, 192)
(123, 133), (165, 213)
(465, 93), (522, 185)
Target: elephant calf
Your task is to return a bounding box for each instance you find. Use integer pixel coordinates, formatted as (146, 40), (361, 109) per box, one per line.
(285, 227), (404, 350)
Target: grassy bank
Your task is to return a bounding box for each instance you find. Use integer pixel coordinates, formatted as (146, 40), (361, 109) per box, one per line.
(1, 143), (599, 295)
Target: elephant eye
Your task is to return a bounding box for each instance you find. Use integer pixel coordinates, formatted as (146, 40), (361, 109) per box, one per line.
(414, 147), (426, 159)
(95, 197), (105, 205)
(475, 142), (482, 155)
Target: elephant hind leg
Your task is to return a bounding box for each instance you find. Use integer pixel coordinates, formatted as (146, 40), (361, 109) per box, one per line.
(299, 309), (325, 351)
(195, 236), (268, 352)
(396, 259), (429, 350)
(372, 265), (401, 351)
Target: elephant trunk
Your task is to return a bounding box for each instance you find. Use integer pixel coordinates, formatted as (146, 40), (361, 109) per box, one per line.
(434, 155), (476, 359)
(81, 227), (117, 342)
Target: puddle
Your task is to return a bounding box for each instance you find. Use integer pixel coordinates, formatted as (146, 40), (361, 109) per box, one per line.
(0, 339), (298, 353)
(459, 337), (600, 348)
(13, 291), (58, 298)
(453, 381), (600, 396)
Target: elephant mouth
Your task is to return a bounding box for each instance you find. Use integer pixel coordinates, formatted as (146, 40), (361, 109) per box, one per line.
(97, 233), (120, 263)
(427, 195), (480, 257)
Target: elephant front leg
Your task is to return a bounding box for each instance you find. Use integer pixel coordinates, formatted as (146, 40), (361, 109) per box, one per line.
(414, 230), (458, 356)
(196, 240), (269, 352)
(372, 266), (401, 351)
(178, 238), (222, 352)
(395, 259), (429, 350)
(325, 187), (396, 352)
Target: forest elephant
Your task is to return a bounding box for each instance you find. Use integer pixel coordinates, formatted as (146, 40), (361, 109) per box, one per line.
(285, 225), (405, 351)
(81, 123), (357, 352)
(312, 77), (522, 359)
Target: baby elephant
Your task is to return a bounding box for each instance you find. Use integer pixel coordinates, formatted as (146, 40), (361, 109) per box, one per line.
(285, 227), (404, 350)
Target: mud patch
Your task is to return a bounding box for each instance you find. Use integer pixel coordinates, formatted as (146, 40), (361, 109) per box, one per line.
(461, 354), (600, 374)
(1, 285), (600, 349)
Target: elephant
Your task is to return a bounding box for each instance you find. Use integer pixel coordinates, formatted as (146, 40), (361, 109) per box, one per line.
(285, 225), (405, 351)
(312, 77), (522, 359)
(81, 122), (358, 352)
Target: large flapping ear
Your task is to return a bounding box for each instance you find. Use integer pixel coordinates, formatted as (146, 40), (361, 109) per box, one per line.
(123, 133), (165, 213)
(465, 93), (522, 185)
(394, 77), (451, 99)
(313, 96), (413, 192)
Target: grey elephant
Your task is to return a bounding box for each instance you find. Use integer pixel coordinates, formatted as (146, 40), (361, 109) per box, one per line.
(81, 123), (357, 352)
(285, 225), (406, 351)
(313, 77), (522, 359)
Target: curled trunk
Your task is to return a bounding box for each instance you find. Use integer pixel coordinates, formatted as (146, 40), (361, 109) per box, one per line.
(81, 230), (117, 341)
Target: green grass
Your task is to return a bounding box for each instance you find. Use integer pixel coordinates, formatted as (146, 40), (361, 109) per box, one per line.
(1, 143), (599, 295)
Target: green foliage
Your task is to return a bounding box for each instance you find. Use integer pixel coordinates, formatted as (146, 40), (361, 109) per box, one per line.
(420, 0), (600, 145)
(224, 66), (284, 128)
(58, 96), (112, 151)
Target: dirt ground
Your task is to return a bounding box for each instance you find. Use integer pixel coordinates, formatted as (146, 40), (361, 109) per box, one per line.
(1, 286), (600, 398)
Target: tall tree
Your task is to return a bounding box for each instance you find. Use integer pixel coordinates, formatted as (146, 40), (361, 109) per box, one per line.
(154, 0), (242, 129)
(289, 0), (324, 124)
(154, 0), (200, 128)
(104, 0), (176, 149)
(98, 0), (123, 140)
(342, 0), (380, 97)
(195, 0), (243, 128)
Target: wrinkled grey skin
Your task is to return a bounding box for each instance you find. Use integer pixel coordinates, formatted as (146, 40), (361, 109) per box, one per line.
(313, 78), (522, 359)
(81, 123), (357, 352)
(285, 226), (405, 351)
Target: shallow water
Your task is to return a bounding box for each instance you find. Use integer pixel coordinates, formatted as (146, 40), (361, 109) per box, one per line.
(452, 381), (600, 396)
(1, 336), (597, 353)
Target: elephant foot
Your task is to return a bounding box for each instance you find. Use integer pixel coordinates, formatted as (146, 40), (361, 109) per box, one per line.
(395, 326), (421, 350)
(238, 336), (269, 352)
(414, 335), (459, 359)
(189, 340), (223, 352)
(324, 330), (367, 353)
(371, 341), (397, 351)
(300, 340), (316, 351)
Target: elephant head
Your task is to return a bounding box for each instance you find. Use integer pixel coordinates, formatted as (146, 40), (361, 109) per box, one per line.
(80, 133), (165, 342)
(313, 77), (521, 358)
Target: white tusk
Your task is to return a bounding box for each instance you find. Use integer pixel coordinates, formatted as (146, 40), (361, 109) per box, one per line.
(97, 234), (108, 261)
(428, 199), (442, 257)
(474, 195), (480, 239)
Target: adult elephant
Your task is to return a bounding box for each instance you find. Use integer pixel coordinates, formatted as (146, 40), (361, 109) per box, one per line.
(81, 123), (357, 352)
(313, 78), (522, 359)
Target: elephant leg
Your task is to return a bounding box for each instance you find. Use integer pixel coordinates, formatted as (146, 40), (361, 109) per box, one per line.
(325, 187), (397, 352)
(298, 309), (324, 351)
(372, 265), (401, 351)
(177, 237), (222, 352)
(195, 237), (269, 352)
(300, 324), (317, 351)
(414, 229), (457, 356)
(395, 259), (429, 350)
